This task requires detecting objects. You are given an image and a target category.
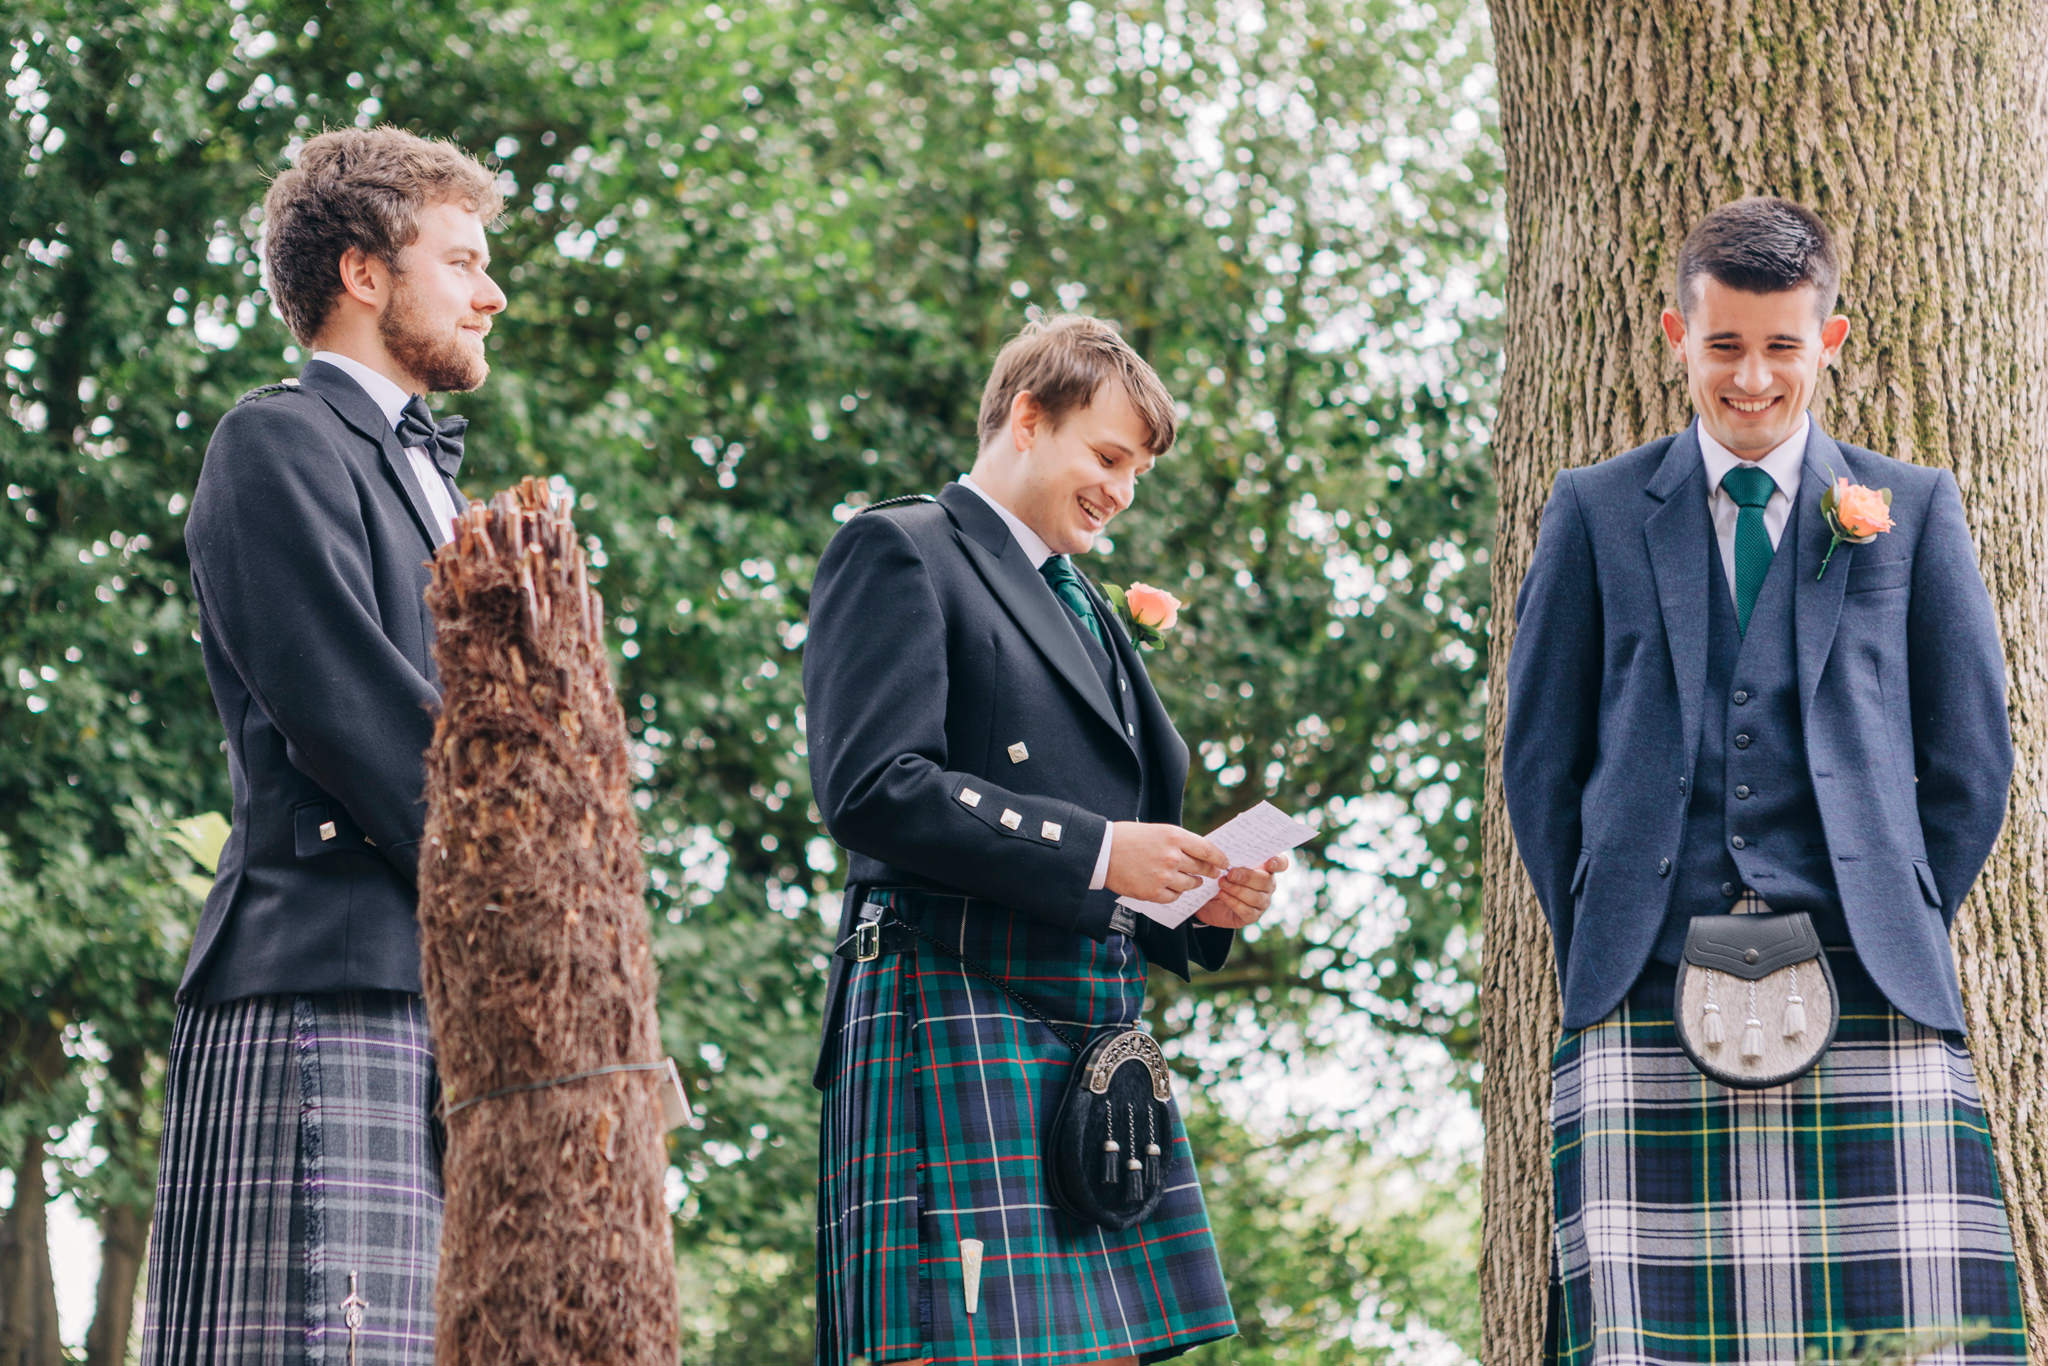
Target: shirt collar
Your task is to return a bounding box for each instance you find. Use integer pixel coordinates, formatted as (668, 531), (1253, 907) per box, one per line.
(958, 474), (1056, 568)
(310, 350), (413, 433)
(1697, 413), (1809, 502)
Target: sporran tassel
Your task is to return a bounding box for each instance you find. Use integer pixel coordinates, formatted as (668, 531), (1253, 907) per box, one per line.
(1740, 1018), (1765, 1062)
(1700, 1000), (1725, 1047)
(1782, 965), (1806, 1039)
(1144, 1106), (1162, 1188)
(1123, 1105), (1144, 1196)
(1100, 1133), (1121, 1187)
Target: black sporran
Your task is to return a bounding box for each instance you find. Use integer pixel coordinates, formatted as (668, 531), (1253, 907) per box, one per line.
(1045, 1028), (1173, 1230)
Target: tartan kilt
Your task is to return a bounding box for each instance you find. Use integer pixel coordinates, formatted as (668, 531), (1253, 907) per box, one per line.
(141, 991), (444, 1365)
(1549, 949), (2025, 1365)
(816, 891), (1235, 1365)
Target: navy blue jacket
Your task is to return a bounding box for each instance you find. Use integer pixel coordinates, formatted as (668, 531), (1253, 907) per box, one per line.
(1503, 423), (2011, 1032)
(803, 483), (1232, 1085)
(180, 360), (460, 1003)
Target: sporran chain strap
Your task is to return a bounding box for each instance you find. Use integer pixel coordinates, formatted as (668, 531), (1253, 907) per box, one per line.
(880, 915), (1085, 1054)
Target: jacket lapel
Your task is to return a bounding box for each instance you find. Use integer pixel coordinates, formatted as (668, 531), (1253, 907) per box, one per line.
(1084, 575), (1189, 791)
(938, 483), (1132, 748)
(1644, 424), (1712, 773)
(298, 360), (442, 552)
(1793, 423), (1853, 723)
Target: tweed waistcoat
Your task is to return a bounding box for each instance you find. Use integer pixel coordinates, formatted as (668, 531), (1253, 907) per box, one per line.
(1655, 525), (1846, 962)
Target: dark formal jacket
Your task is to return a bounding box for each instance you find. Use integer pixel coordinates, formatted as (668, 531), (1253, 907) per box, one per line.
(179, 359), (461, 1003)
(803, 482), (1232, 1085)
(1503, 422), (2011, 1033)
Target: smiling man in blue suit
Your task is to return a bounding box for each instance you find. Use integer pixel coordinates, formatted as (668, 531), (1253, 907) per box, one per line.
(1504, 197), (2023, 1363)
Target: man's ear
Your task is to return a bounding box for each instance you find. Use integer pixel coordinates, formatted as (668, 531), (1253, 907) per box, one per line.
(1659, 307), (1687, 355)
(1819, 314), (1850, 363)
(1008, 390), (1042, 453)
(336, 246), (386, 310)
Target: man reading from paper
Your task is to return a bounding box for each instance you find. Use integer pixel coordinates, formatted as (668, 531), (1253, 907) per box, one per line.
(805, 312), (1289, 1366)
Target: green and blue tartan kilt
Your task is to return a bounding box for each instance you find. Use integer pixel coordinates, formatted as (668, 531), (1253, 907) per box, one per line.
(141, 991), (444, 1365)
(1549, 949), (2025, 1365)
(816, 891), (1235, 1365)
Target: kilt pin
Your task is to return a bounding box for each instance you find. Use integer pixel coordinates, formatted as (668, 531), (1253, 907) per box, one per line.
(1505, 422), (2023, 1363)
(804, 481), (1240, 1364)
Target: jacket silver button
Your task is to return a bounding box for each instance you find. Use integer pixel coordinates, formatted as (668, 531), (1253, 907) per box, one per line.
(1734, 785), (1751, 799)
(1733, 690), (1749, 705)
(1731, 835), (1747, 850)
(1733, 734), (1752, 749)
(1657, 858), (1671, 876)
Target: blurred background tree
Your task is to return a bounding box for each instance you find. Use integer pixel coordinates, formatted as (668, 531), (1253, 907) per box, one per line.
(1, 0), (1500, 1359)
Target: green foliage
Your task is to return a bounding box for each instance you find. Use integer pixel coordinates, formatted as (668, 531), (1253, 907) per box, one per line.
(4, 0), (1499, 1358)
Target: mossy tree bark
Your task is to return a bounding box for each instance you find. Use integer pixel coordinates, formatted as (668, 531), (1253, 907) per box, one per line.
(1479, 3), (2048, 1361)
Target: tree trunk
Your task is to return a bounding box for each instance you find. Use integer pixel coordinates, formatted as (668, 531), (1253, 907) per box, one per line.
(83, 1204), (145, 1366)
(83, 1042), (157, 1366)
(0, 1130), (63, 1366)
(1480, 3), (2048, 1362)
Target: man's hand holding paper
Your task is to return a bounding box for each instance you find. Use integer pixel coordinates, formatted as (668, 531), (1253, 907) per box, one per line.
(1109, 801), (1314, 929)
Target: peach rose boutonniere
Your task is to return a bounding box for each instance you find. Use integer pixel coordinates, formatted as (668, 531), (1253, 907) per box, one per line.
(1817, 470), (1894, 580)
(1102, 582), (1182, 650)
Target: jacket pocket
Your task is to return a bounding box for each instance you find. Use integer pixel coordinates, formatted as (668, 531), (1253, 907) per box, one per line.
(1912, 858), (1942, 910)
(1844, 556), (1911, 594)
(292, 800), (367, 857)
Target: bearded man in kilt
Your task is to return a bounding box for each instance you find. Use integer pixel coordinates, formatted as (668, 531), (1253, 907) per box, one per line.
(1504, 197), (2026, 1364)
(804, 313), (1289, 1366)
(141, 128), (506, 1364)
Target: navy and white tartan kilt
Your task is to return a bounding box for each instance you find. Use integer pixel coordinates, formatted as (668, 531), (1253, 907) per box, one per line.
(1549, 949), (2025, 1365)
(816, 892), (1236, 1365)
(141, 991), (444, 1365)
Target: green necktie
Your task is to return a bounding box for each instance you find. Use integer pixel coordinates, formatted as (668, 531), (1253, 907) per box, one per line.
(1039, 555), (1107, 648)
(1721, 464), (1776, 635)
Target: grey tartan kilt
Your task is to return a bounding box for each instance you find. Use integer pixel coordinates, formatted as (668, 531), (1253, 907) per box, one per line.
(141, 991), (444, 1366)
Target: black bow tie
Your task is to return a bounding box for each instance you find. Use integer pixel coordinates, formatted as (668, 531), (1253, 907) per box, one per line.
(395, 395), (467, 479)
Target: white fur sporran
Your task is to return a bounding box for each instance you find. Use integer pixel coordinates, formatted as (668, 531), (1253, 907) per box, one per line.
(1672, 908), (1838, 1089)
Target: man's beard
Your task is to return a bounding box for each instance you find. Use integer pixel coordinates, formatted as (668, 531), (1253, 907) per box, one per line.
(378, 284), (487, 393)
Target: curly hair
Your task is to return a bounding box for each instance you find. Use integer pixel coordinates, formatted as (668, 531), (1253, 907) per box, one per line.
(262, 127), (502, 345)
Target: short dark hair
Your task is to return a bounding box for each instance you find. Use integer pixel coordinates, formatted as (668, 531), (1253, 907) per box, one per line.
(262, 127), (502, 345)
(1676, 196), (1839, 318)
(977, 312), (1178, 456)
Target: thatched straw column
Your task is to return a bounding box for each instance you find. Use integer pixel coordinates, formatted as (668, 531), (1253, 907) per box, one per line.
(419, 478), (677, 1363)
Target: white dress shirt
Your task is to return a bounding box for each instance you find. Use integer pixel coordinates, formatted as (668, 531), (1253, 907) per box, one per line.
(1697, 415), (1808, 607)
(957, 475), (1117, 890)
(311, 351), (463, 546)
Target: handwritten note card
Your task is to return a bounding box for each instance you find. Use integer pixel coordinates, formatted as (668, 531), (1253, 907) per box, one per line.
(1117, 801), (1316, 928)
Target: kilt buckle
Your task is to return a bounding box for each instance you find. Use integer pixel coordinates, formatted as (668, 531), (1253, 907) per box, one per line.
(854, 920), (881, 963)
